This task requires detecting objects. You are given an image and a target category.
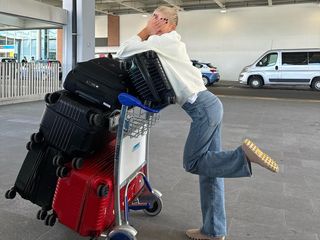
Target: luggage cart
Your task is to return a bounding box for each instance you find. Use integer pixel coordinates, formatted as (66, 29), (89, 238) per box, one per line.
(105, 93), (163, 240)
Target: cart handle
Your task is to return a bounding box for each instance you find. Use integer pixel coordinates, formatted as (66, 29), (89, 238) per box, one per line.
(118, 93), (159, 113)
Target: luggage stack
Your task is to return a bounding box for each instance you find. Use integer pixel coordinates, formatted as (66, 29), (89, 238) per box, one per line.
(5, 57), (129, 222)
(5, 51), (173, 239)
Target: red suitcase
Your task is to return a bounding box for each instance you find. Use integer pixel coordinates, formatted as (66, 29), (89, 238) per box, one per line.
(51, 139), (145, 238)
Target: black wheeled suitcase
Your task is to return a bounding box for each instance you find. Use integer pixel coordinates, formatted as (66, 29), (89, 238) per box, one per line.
(63, 57), (131, 110)
(38, 90), (110, 171)
(5, 145), (58, 220)
(127, 50), (176, 110)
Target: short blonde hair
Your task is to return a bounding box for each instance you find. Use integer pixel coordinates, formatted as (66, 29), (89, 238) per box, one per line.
(154, 6), (179, 26)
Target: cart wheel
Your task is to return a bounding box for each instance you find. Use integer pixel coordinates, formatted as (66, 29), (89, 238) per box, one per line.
(108, 230), (136, 240)
(5, 188), (16, 199)
(52, 154), (64, 166)
(31, 132), (44, 144)
(56, 166), (68, 178)
(143, 195), (163, 217)
(97, 184), (109, 198)
(44, 214), (56, 226)
(36, 209), (47, 220)
(71, 157), (84, 169)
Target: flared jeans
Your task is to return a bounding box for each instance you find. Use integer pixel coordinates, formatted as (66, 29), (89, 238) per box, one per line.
(182, 90), (252, 237)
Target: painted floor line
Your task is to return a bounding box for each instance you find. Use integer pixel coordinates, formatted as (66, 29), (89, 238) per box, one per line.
(216, 94), (320, 103)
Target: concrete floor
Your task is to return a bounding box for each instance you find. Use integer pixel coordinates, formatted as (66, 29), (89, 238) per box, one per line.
(1, 93), (320, 240)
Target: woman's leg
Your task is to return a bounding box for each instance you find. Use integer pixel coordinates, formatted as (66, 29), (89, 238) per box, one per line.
(182, 91), (252, 178)
(199, 124), (227, 236)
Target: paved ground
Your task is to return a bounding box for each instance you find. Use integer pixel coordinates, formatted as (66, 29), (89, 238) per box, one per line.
(0, 88), (320, 240)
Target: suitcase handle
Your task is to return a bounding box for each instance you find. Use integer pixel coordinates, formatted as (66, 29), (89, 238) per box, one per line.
(118, 93), (159, 113)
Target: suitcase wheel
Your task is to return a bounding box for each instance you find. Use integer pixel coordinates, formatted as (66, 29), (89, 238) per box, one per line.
(5, 188), (16, 199)
(108, 230), (136, 240)
(44, 93), (51, 104)
(44, 214), (56, 227)
(142, 194), (163, 217)
(89, 113), (106, 128)
(44, 92), (60, 105)
(36, 209), (47, 221)
(71, 157), (84, 170)
(31, 132), (44, 144)
(52, 154), (64, 166)
(97, 184), (109, 198)
(26, 141), (34, 151)
(56, 166), (69, 178)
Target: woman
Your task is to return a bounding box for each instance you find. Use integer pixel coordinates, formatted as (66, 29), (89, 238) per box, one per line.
(117, 6), (279, 240)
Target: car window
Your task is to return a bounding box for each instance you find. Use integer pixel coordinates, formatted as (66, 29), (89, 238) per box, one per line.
(309, 52), (320, 64)
(194, 63), (203, 68)
(282, 52), (308, 65)
(256, 53), (278, 67)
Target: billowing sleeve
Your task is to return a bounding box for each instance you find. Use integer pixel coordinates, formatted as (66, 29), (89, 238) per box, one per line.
(117, 35), (153, 59)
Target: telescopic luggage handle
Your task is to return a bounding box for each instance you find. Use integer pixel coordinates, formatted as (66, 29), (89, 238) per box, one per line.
(118, 93), (159, 113)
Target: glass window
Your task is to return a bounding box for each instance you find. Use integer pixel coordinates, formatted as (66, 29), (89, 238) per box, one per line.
(48, 39), (56, 52)
(309, 52), (320, 64)
(7, 37), (14, 45)
(31, 39), (37, 58)
(256, 53), (278, 67)
(282, 52), (308, 65)
(0, 35), (6, 45)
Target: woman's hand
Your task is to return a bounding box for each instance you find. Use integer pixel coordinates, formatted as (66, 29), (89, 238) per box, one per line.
(147, 17), (168, 35)
(138, 15), (168, 40)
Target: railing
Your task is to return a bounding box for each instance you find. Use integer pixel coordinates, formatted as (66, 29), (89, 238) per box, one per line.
(0, 62), (61, 105)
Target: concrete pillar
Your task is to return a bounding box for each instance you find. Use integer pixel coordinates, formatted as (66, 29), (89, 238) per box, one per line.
(63, 0), (95, 80)
(76, 0), (95, 61)
(62, 0), (73, 80)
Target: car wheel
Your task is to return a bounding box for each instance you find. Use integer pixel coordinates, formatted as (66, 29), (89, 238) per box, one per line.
(249, 76), (263, 89)
(202, 76), (209, 86)
(311, 77), (320, 91)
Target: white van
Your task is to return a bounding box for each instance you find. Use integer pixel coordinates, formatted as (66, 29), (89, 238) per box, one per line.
(239, 49), (320, 91)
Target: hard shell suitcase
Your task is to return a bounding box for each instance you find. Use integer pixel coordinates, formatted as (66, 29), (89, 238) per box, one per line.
(63, 57), (131, 110)
(39, 90), (110, 170)
(51, 139), (145, 238)
(5, 145), (59, 219)
(127, 50), (176, 110)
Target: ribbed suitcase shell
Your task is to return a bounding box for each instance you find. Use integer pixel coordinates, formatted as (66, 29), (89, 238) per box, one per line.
(128, 51), (176, 109)
(52, 139), (145, 237)
(13, 146), (58, 210)
(40, 90), (109, 157)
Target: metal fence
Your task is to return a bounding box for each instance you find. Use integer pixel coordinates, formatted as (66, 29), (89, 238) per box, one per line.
(0, 62), (61, 105)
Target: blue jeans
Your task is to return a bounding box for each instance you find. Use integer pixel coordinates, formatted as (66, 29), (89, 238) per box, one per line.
(182, 90), (252, 237)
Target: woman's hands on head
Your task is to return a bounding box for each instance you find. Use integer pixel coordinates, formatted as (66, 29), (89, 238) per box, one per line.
(138, 12), (175, 40)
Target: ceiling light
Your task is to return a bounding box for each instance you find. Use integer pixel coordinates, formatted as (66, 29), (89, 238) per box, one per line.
(220, 9), (227, 13)
(142, 14), (148, 17)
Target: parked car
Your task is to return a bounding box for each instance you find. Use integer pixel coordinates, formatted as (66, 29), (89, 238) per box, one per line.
(0, 58), (17, 63)
(191, 60), (220, 86)
(238, 48), (320, 91)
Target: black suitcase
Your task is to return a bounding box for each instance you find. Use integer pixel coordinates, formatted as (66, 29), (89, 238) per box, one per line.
(127, 50), (176, 110)
(63, 57), (130, 110)
(38, 90), (110, 172)
(5, 145), (59, 220)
